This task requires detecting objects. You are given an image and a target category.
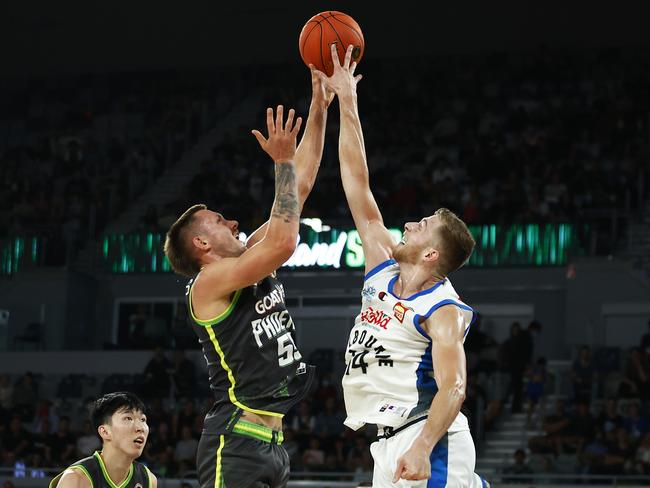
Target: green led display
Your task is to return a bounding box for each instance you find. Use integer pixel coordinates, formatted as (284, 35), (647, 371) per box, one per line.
(99, 223), (585, 274)
(0, 237), (44, 276)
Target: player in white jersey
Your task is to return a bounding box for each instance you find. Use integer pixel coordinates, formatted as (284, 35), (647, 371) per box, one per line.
(316, 45), (489, 488)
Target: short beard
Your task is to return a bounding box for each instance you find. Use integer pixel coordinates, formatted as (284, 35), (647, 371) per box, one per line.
(393, 243), (415, 264)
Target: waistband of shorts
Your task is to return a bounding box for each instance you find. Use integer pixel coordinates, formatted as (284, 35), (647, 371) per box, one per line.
(231, 419), (283, 445)
(377, 415), (427, 440)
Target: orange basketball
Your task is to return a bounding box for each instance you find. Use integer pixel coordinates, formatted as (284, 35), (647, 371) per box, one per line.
(298, 11), (365, 76)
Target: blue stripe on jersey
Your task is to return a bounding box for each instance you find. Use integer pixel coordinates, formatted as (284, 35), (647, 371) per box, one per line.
(428, 433), (449, 487)
(464, 309), (479, 338)
(481, 476), (487, 488)
(415, 334), (438, 418)
(364, 259), (396, 281)
(387, 275), (446, 301)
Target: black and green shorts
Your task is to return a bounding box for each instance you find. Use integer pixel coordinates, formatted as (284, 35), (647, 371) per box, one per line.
(197, 420), (289, 488)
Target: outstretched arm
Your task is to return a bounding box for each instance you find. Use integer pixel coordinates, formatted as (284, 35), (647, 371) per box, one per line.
(246, 68), (333, 248)
(393, 306), (468, 482)
(196, 106), (302, 301)
(316, 44), (396, 274)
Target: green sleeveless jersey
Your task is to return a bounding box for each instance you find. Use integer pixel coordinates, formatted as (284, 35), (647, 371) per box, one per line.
(49, 451), (152, 488)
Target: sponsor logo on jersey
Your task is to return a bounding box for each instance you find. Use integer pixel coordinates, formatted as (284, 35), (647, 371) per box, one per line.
(392, 302), (413, 323)
(378, 403), (408, 417)
(378, 291), (387, 301)
(254, 283), (286, 314)
(361, 286), (376, 302)
(360, 307), (392, 329)
(251, 310), (295, 347)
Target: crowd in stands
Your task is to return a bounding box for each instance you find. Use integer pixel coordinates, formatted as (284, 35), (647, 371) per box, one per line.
(1, 319), (650, 481)
(2, 49), (645, 269)
(0, 72), (233, 264)
(497, 322), (650, 479)
(159, 48), (649, 257)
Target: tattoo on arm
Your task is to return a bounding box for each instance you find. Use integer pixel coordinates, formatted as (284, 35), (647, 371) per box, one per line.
(271, 163), (299, 223)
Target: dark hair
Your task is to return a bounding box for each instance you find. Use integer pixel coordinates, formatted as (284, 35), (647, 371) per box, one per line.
(91, 392), (146, 431)
(164, 204), (207, 277)
(433, 208), (476, 275)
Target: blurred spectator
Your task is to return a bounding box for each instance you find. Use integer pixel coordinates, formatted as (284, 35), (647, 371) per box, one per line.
(142, 348), (172, 398)
(172, 401), (197, 439)
(12, 373), (39, 421)
(529, 399), (571, 455)
(31, 418), (52, 458)
(501, 322), (529, 413)
(465, 314), (498, 375)
(174, 425), (198, 465)
(635, 432), (650, 474)
(291, 401), (316, 444)
(525, 357), (547, 426)
(172, 351), (196, 399)
(314, 397), (345, 439)
(302, 437), (325, 470)
(597, 399), (623, 435)
(1, 416), (31, 461)
(502, 449), (534, 483)
(566, 401), (596, 455)
(171, 306), (195, 350)
(0, 376), (13, 412)
(623, 402), (649, 440)
(640, 320), (650, 353)
(620, 348), (650, 400)
(523, 321), (542, 367)
(46, 417), (76, 466)
(76, 420), (101, 457)
(571, 346), (595, 403)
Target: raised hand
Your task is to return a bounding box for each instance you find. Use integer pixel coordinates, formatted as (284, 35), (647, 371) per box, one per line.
(309, 64), (335, 109)
(313, 44), (363, 100)
(252, 105), (303, 163)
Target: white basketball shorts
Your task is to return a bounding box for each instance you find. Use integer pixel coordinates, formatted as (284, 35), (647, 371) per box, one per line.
(370, 420), (487, 488)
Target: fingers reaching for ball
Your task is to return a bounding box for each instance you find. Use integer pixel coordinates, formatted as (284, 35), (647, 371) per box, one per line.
(252, 106), (303, 163)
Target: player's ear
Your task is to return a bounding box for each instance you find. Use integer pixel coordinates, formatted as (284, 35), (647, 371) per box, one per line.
(98, 424), (111, 442)
(423, 247), (439, 263)
(192, 235), (209, 250)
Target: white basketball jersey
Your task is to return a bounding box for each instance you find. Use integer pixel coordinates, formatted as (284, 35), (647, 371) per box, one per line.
(342, 259), (475, 432)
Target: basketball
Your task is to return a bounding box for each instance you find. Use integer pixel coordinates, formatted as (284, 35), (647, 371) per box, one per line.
(298, 11), (365, 76)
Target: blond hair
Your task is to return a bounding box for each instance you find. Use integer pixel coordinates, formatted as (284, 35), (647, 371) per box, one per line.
(434, 208), (476, 275)
(163, 204), (207, 277)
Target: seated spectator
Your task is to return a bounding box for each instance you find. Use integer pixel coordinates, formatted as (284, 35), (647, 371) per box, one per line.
(315, 397), (345, 439)
(528, 399), (571, 455)
(172, 400), (197, 438)
(290, 401), (316, 445)
(174, 425), (198, 465)
(525, 357), (547, 426)
(142, 348), (172, 398)
(571, 346), (595, 403)
(502, 449), (534, 483)
(579, 427), (609, 474)
(46, 416), (76, 467)
(76, 420), (101, 457)
(1, 416), (31, 462)
(302, 437), (325, 470)
(12, 373), (39, 422)
(597, 398), (623, 434)
(172, 351), (196, 399)
(634, 431), (650, 474)
(601, 427), (634, 475)
(624, 402), (649, 440)
(564, 401), (596, 455)
(621, 348), (650, 400)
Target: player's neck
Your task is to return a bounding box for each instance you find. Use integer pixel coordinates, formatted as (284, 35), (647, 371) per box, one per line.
(99, 447), (133, 485)
(394, 263), (444, 298)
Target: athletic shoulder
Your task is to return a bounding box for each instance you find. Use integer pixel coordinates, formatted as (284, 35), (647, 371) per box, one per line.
(51, 467), (91, 488)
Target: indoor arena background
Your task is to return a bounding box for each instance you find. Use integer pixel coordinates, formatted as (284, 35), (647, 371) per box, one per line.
(2, 1), (650, 487)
